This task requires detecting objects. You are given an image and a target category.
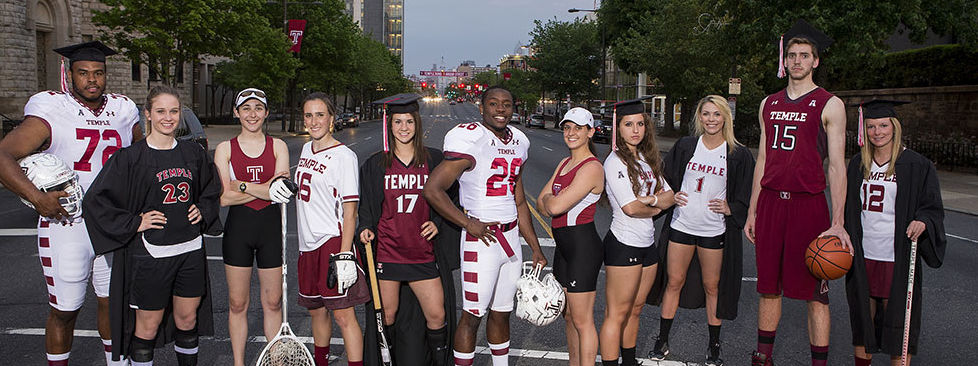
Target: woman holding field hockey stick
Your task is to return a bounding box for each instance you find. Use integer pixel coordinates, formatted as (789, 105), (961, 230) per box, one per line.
(844, 99), (947, 366)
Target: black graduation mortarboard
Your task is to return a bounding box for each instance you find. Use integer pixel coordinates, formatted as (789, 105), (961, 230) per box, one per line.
(610, 96), (652, 151)
(776, 19), (833, 78)
(53, 41), (118, 64)
(854, 99), (911, 146)
(371, 93), (422, 152)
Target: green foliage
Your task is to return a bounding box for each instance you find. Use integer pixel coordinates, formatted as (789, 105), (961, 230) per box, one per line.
(211, 27), (299, 104)
(528, 18), (601, 102)
(93, 0), (280, 86)
(605, 0), (978, 137)
(838, 44), (978, 89)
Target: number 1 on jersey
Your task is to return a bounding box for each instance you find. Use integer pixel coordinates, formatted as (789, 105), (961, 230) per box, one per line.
(695, 176), (705, 193)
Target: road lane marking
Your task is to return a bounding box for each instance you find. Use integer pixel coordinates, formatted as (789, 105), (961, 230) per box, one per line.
(949, 233), (978, 244)
(0, 327), (702, 364)
(523, 192), (554, 239)
(0, 228), (39, 236)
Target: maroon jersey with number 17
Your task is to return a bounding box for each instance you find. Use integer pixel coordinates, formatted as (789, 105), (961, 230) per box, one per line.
(376, 161), (433, 263)
(761, 87), (834, 194)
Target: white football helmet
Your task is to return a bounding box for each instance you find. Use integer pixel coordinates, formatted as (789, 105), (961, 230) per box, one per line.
(18, 153), (84, 218)
(515, 262), (565, 327)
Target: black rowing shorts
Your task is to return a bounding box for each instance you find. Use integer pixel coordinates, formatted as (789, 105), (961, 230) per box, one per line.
(222, 204), (283, 268)
(552, 222), (603, 292)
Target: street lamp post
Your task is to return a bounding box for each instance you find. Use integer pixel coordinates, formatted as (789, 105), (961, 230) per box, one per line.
(568, 7), (605, 108)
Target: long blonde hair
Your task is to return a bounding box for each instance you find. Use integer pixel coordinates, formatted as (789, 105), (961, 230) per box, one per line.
(860, 117), (903, 178)
(692, 95), (741, 153)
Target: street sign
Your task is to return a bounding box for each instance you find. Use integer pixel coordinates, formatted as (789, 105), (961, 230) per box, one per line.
(420, 70), (469, 77)
(728, 78), (741, 95)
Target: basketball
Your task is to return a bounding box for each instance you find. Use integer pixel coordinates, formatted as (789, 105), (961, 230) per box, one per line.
(805, 235), (852, 280)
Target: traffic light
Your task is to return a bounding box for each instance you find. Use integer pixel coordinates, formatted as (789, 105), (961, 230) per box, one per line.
(421, 82), (427, 88)
(460, 83), (465, 88)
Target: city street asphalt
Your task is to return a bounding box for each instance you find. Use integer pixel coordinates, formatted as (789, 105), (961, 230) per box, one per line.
(1, 100), (976, 365)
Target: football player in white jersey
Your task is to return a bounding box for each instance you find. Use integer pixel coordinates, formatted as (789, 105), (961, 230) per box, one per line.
(424, 86), (547, 366)
(0, 41), (141, 366)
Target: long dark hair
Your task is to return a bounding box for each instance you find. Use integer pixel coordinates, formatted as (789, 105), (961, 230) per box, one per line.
(383, 110), (429, 168)
(614, 113), (664, 195)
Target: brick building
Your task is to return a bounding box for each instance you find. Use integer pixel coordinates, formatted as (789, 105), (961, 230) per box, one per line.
(0, 0), (227, 127)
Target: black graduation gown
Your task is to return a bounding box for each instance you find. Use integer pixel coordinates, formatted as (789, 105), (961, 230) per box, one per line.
(358, 147), (460, 366)
(646, 136), (754, 321)
(83, 140), (223, 361)
(844, 149), (946, 356)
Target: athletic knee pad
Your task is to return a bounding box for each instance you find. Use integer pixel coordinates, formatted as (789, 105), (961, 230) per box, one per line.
(130, 336), (156, 363)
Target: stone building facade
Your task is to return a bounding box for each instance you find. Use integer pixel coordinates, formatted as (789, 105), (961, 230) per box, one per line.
(0, 0), (227, 126)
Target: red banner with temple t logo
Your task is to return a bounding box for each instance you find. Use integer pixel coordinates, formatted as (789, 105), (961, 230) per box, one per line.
(288, 20), (307, 53)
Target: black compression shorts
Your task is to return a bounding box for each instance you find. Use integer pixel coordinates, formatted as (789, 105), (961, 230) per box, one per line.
(668, 228), (725, 249)
(222, 204), (283, 268)
(552, 222), (603, 292)
(603, 231), (658, 267)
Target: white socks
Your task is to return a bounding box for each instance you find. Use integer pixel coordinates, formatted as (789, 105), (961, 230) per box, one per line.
(488, 341), (510, 366)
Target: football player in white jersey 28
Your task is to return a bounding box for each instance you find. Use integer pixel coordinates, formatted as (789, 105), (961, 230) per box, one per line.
(0, 41), (141, 366)
(424, 86), (547, 366)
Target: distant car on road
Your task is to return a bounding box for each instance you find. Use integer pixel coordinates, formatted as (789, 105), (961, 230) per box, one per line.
(338, 112), (359, 128)
(527, 114), (546, 129)
(449, 100), (457, 105)
(510, 113), (522, 124)
(593, 118), (611, 144)
(139, 106), (209, 150)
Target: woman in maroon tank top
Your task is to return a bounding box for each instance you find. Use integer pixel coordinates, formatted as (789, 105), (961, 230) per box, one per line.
(212, 88), (293, 366)
(537, 108), (605, 366)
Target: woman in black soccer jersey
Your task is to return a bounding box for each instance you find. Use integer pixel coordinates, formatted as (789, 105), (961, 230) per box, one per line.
(358, 95), (455, 365)
(84, 85), (223, 366)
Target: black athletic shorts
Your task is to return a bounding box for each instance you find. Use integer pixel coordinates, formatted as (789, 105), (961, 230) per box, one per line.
(552, 223), (603, 292)
(603, 231), (658, 267)
(668, 228), (725, 249)
(377, 261), (439, 282)
(130, 248), (207, 310)
(222, 204), (283, 268)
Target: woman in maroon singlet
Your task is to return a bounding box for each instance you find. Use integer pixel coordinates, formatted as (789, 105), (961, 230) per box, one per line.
(213, 88), (293, 366)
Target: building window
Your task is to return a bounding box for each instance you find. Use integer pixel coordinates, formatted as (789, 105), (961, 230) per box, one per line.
(131, 61), (141, 81)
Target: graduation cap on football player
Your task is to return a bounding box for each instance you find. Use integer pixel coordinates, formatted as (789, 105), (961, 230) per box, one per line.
(53, 41), (118, 93)
(371, 93), (421, 152)
(853, 99), (911, 146)
(776, 19), (834, 78)
(610, 96), (652, 151)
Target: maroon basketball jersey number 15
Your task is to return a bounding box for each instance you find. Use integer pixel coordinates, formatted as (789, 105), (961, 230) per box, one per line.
(761, 87), (834, 194)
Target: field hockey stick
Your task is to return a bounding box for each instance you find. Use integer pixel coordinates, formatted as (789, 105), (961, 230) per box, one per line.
(364, 240), (393, 365)
(901, 239), (918, 366)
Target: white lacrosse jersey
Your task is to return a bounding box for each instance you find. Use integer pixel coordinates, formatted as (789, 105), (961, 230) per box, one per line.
(294, 142), (360, 252)
(671, 137), (728, 237)
(604, 153), (671, 248)
(860, 161), (897, 262)
(23, 91), (139, 191)
(443, 122), (529, 223)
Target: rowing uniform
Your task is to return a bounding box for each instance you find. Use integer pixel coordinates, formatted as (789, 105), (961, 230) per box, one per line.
(550, 157), (602, 292)
(222, 136), (283, 269)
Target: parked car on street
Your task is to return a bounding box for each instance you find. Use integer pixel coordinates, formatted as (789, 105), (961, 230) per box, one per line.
(527, 114), (546, 129)
(138, 106), (209, 150)
(593, 118), (612, 144)
(510, 113), (522, 124)
(338, 112), (359, 128)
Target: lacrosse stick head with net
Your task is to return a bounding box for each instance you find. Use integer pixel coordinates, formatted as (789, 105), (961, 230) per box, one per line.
(255, 204), (316, 366)
(515, 261), (566, 327)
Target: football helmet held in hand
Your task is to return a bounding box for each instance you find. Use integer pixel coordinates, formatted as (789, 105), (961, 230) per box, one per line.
(18, 153), (84, 218)
(515, 262), (565, 327)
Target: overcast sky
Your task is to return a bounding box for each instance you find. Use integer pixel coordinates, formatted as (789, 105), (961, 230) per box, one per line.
(402, 0), (600, 76)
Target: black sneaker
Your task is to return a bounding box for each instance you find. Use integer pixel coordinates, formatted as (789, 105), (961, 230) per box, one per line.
(647, 337), (669, 361)
(751, 351), (774, 366)
(705, 342), (723, 366)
